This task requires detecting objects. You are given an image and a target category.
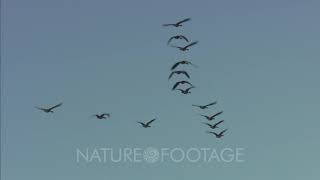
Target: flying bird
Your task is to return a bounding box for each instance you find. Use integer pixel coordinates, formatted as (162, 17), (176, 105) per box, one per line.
(172, 81), (193, 90)
(203, 120), (224, 129)
(192, 102), (217, 109)
(93, 113), (111, 119)
(171, 41), (198, 51)
(171, 60), (197, 70)
(167, 35), (189, 45)
(162, 18), (191, 27)
(175, 86), (195, 94)
(137, 118), (156, 128)
(206, 129), (228, 138)
(199, 111), (223, 121)
(168, 70), (190, 79)
(35, 102), (62, 113)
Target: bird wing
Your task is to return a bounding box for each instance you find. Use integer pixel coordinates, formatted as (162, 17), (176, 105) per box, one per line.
(170, 45), (181, 49)
(220, 129), (228, 135)
(168, 72), (175, 79)
(212, 111), (223, 118)
(181, 71), (190, 78)
(137, 122), (145, 126)
(171, 61), (181, 70)
(202, 123), (212, 127)
(167, 36), (176, 45)
(205, 101), (217, 107)
(146, 119), (156, 126)
(102, 113), (111, 117)
(213, 120), (224, 127)
(176, 18), (191, 25)
(35, 107), (46, 111)
(48, 103), (62, 110)
(185, 86), (194, 92)
(162, 24), (174, 27)
(192, 104), (201, 107)
(180, 35), (189, 42)
(199, 114), (209, 119)
(172, 82), (181, 90)
(184, 41), (198, 49)
(185, 81), (193, 86)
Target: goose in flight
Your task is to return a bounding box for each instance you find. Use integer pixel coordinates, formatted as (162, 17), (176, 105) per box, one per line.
(171, 60), (197, 70)
(199, 111), (223, 121)
(137, 119), (156, 128)
(36, 102), (62, 113)
(192, 102), (217, 109)
(176, 86), (195, 94)
(172, 81), (193, 90)
(206, 129), (228, 138)
(93, 113), (111, 119)
(167, 35), (189, 45)
(168, 70), (190, 79)
(162, 18), (191, 27)
(203, 120), (224, 129)
(171, 41), (198, 51)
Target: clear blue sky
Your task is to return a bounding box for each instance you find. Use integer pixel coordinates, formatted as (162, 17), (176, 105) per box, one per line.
(1, 0), (320, 179)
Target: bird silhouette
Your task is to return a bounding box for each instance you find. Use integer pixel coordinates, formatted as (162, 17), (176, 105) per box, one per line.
(93, 113), (111, 119)
(199, 111), (223, 121)
(168, 70), (190, 79)
(192, 102), (217, 109)
(203, 120), (224, 129)
(167, 35), (189, 45)
(35, 102), (62, 113)
(137, 118), (156, 128)
(176, 86), (195, 94)
(171, 60), (197, 70)
(162, 18), (191, 27)
(171, 41), (198, 51)
(206, 129), (228, 138)
(172, 81), (193, 90)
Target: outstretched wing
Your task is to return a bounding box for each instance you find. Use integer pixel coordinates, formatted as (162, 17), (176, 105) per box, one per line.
(176, 18), (191, 25)
(184, 81), (193, 86)
(48, 103), (62, 111)
(212, 111), (223, 118)
(206, 131), (218, 136)
(202, 123), (212, 127)
(185, 86), (195, 92)
(168, 72), (175, 79)
(213, 120), (224, 127)
(137, 122), (145, 126)
(181, 71), (190, 79)
(171, 61), (181, 70)
(102, 113), (111, 117)
(192, 104), (201, 108)
(199, 114), (209, 119)
(205, 101), (217, 107)
(172, 81), (181, 90)
(35, 107), (46, 111)
(162, 23), (174, 27)
(146, 119), (156, 126)
(184, 41), (198, 49)
(180, 35), (189, 42)
(219, 129), (228, 135)
(167, 36), (176, 45)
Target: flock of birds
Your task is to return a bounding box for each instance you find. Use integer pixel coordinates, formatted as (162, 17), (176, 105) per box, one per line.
(163, 18), (228, 138)
(35, 18), (228, 139)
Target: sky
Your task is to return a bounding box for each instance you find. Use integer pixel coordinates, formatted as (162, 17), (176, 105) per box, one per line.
(1, 0), (320, 179)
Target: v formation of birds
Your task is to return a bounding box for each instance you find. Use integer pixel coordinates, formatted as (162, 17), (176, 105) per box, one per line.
(164, 18), (228, 138)
(35, 18), (227, 139)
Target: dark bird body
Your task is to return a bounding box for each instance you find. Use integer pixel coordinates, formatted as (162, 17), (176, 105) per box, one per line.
(167, 35), (189, 45)
(171, 60), (197, 70)
(199, 111), (223, 121)
(36, 103), (62, 113)
(171, 41), (198, 51)
(168, 70), (190, 79)
(176, 86), (194, 94)
(192, 102), (217, 109)
(163, 18), (191, 27)
(203, 120), (224, 129)
(94, 113), (111, 119)
(207, 129), (228, 138)
(138, 119), (156, 128)
(172, 81), (193, 90)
